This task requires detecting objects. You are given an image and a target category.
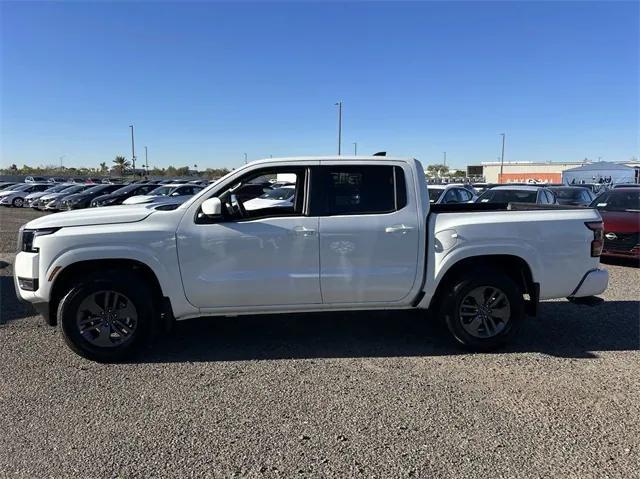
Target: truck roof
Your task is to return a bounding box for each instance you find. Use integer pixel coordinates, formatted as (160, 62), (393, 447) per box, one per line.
(250, 156), (415, 164)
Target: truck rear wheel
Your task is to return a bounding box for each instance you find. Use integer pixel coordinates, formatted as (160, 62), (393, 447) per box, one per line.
(57, 272), (154, 362)
(439, 270), (524, 351)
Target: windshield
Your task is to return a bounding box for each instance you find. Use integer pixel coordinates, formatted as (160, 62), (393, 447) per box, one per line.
(590, 190), (640, 212)
(8, 184), (31, 192)
(551, 188), (586, 200)
(428, 189), (444, 202)
(112, 184), (141, 195)
(258, 187), (295, 200)
(57, 185), (85, 195)
(477, 189), (538, 203)
(148, 186), (172, 196)
(82, 185), (108, 195)
(46, 183), (73, 193)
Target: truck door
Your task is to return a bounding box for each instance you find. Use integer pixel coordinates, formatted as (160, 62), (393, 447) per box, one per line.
(314, 162), (421, 304)
(176, 166), (322, 309)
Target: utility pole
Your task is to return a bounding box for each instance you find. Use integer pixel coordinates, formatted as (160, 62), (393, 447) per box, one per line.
(144, 146), (149, 175)
(129, 125), (136, 177)
(59, 155), (65, 169)
(244, 153), (248, 164)
(353, 142), (357, 155)
(335, 101), (342, 155)
(499, 133), (506, 183)
(443, 151), (447, 166)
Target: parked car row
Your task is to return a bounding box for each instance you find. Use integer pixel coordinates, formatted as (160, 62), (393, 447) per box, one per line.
(0, 178), (213, 211)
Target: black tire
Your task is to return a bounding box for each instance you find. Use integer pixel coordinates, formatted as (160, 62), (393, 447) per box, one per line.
(438, 270), (524, 351)
(57, 271), (156, 362)
(12, 197), (24, 207)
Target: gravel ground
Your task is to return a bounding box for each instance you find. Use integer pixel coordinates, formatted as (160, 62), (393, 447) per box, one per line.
(0, 207), (638, 478)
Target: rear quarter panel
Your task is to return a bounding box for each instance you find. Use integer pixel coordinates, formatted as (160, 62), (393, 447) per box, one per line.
(422, 208), (603, 304)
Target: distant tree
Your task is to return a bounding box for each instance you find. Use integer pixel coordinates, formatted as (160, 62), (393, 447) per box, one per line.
(113, 155), (130, 176)
(10, 164), (17, 171)
(99, 162), (108, 174)
(426, 164), (449, 177)
(452, 170), (466, 177)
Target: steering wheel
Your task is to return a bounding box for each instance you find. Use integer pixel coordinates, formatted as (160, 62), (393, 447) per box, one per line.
(229, 194), (247, 218)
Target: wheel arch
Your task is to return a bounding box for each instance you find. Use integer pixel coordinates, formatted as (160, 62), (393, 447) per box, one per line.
(426, 254), (539, 317)
(47, 259), (169, 326)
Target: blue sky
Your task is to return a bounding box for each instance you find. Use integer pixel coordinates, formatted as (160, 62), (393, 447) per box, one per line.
(1, 1), (638, 170)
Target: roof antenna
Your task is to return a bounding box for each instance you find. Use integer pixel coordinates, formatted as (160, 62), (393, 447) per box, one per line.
(373, 151), (386, 157)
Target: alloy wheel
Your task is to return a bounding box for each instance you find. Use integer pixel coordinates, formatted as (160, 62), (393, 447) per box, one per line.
(76, 290), (138, 348)
(458, 286), (511, 338)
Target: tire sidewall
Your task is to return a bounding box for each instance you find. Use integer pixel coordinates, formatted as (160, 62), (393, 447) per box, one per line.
(13, 197), (24, 207)
(58, 273), (154, 362)
(442, 271), (524, 351)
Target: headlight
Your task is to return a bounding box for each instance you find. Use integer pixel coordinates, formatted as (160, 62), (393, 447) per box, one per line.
(18, 227), (61, 253)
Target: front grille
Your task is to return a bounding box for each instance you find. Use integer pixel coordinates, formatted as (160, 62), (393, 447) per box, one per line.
(604, 232), (639, 252)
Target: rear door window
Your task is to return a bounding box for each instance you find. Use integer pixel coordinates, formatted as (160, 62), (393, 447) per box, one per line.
(314, 165), (407, 215)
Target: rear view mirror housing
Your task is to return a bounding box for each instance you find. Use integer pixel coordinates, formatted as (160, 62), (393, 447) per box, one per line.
(201, 197), (222, 217)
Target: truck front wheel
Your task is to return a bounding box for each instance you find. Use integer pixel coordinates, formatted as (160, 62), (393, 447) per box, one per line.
(57, 272), (154, 362)
(439, 271), (524, 351)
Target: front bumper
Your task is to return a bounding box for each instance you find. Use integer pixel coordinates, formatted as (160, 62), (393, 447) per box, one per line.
(602, 246), (640, 259)
(570, 268), (609, 298)
(13, 251), (44, 302)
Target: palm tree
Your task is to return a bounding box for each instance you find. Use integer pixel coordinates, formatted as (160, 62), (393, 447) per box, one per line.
(99, 162), (108, 174)
(113, 156), (131, 176)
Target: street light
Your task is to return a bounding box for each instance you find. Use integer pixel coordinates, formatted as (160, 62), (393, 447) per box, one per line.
(244, 153), (248, 164)
(129, 125), (136, 177)
(499, 133), (506, 183)
(353, 142), (357, 155)
(335, 101), (342, 155)
(144, 146), (149, 175)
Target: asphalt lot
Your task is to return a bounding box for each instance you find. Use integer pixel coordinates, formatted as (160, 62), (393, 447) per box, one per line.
(0, 207), (638, 478)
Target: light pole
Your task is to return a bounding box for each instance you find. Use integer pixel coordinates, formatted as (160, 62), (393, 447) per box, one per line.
(144, 146), (149, 176)
(335, 101), (342, 155)
(499, 133), (506, 183)
(443, 151), (447, 166)
(59, 155), (66, 169)
(353, 142), (357, 155)
(129, 125), (136, 177)
(244, 153), (248, 164)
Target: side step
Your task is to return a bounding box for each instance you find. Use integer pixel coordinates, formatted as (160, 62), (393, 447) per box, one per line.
(567, 296), (605, 307)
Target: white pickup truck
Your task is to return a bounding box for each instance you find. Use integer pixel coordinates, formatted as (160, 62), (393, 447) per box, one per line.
(14, 157), (609, 361)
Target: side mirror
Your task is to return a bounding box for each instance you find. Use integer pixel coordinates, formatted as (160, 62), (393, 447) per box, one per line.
(201, 197), (222, 217)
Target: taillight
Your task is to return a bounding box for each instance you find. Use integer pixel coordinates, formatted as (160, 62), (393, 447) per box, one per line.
(585, 221), (604, 257)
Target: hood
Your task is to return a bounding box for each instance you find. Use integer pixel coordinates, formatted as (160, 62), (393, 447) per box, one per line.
(122, 195), (161, 205)
(0, 189), (20, 197)
(600, 210), (640, 233)
(41, 191), (71, 201)
(25, 191), (48, 200)
(24, 203), (160, 229)
(62, 193), (89, 202)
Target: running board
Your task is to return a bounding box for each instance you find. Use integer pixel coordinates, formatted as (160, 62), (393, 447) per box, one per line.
(567, 296), (604, 307)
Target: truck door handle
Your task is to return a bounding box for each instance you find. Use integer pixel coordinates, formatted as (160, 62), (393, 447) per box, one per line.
(385, 224), (415, 234)
(293, 226), (316, 236)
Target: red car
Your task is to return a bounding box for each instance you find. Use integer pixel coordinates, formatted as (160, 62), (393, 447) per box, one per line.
(590, 188), (640, 260)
